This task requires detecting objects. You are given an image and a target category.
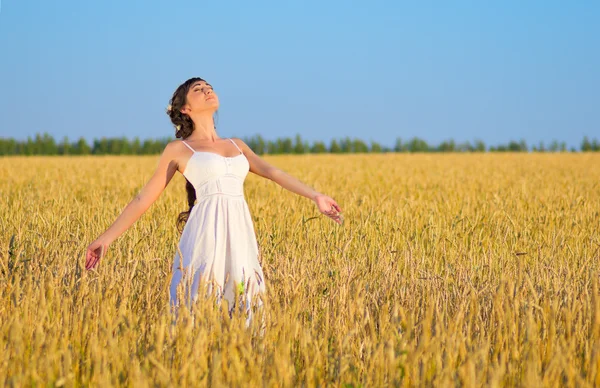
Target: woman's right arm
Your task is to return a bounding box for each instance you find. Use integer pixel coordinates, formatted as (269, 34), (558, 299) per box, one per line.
(85, 141), (181, 270)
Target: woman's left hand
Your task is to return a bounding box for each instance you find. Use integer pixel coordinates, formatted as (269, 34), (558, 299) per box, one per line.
(313, 193), (344, 225)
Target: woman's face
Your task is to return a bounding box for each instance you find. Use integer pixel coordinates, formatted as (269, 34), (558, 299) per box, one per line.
(182, 80), (219, 114)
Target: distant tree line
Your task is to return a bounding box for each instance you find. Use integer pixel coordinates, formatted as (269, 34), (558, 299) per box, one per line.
(1, 132), (599, 156)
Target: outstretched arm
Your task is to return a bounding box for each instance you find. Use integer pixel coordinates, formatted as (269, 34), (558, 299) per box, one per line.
(85, 141), (180, 270)
(233, 138), (343, 224)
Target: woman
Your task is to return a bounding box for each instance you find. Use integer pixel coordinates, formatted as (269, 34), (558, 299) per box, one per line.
(85, 77), (343, 324)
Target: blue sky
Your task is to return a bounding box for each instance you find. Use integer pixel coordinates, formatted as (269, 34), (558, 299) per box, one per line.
(0, 0), (598, 148)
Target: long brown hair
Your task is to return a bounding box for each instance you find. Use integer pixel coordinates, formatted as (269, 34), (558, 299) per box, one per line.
(165, 77), (218, 233)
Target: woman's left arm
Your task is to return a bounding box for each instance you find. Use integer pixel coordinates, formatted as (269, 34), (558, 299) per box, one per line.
(234, 138), (344, 225)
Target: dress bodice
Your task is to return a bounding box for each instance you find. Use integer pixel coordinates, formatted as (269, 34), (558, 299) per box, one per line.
(181, 139), (250, 198)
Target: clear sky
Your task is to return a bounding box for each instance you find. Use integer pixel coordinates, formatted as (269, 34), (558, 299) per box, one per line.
(0, 0), (598, 149)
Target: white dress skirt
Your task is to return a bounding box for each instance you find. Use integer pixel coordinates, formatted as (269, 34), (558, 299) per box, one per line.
(169, 138), (266, 326)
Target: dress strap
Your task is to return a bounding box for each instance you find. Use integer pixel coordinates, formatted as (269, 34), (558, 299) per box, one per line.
(228, 138), (243, 154)
(181, 140), (196, 152)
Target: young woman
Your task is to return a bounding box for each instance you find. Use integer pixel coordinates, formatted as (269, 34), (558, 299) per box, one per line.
(85, 77), (343, 324)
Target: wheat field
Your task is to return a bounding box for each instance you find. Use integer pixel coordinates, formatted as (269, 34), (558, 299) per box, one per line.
(1, 153), (599, 387)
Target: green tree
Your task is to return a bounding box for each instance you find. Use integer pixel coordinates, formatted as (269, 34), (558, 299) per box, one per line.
(456, 141), (474, 152)
(255, 134), (266, 155)
(560, 142), (567, 152)
(310, 141), (327, 153)
(536, 141), (546, 152)
(131, 137), (141, 155)
(474, 139), (486, 152)
(0, 138), (17, 155)
(370, 140), (382, 153)
(281, 137), (293, 153)
(58, 136), (71, 155)
(329, 139), (341, 153)
(76, 137), (91, 155)
(266, 140), (278, 154)
(352, 138), (369, 153)
(407, 137), (429, 153)
(340, 136), (352, 153)
(581, 136), (592, 152)
(394, 137), (407, 152)
(293, 134), (306, 154)
(437, 139), (456, 152)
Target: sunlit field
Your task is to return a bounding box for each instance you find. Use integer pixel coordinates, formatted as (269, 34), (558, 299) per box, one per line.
(1, 153), (599, 386)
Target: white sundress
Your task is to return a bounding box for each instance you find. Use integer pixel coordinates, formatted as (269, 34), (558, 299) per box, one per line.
(169, 138), (266, 324)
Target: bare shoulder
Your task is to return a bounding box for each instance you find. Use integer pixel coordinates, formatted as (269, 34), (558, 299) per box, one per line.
(160, 140), (189, 174)
(161, 140), (187, 163)
(229, 137), (246, 147)
(168, 139), (185, 149)
(164, 139), (188, 155)
(229, 137), (252, 153)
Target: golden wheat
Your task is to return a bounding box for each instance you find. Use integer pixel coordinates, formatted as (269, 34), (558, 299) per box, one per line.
(1, 153), (599, 386)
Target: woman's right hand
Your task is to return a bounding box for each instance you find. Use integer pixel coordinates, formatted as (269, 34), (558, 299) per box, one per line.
(85, 238), (110, 270)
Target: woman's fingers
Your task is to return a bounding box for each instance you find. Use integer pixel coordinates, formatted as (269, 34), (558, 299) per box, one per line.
(85, 249), (95, 269)
(88, 252), (100, 270)
(332, 201), (342, 212)
(329, 200), (342, 214)
(86, 252), (96, 270)
(85, 244), (105, 270)
(315, 195), (343, 225)
(92, 246), (104, 269)
(324, 209), (344, 225)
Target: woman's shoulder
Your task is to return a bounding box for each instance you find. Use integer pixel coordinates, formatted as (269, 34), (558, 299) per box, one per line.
(167, 139), (189, 150)
(228, 137), (248, 149)
(161, 139), (189, 157)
